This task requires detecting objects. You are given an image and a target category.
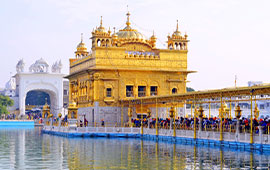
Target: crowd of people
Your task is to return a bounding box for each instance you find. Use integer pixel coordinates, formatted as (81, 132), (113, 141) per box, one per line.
(130, 116), (270, 134)
(0, 113), (16, 120)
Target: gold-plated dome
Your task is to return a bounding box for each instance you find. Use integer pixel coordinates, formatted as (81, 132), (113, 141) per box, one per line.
(76, 33), (87, 52)
(117, 30), (146, 40)
(116, 12), (146, 41)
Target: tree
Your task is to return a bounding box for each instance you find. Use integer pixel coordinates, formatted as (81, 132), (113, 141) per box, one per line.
(186, 87), (195, 92)
(0, 95), (14, 115)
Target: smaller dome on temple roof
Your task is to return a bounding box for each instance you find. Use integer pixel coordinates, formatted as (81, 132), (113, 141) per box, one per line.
(35, 58), (49, 66)
(29, 58), (49, 73)
(76, 33), (87, 52)
(112, 27), (118, 39)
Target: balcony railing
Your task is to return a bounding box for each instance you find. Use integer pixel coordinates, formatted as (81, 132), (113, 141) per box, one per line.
(126, 91), (134, 97)
(150, 91), (157, 96)
(138, 91), (146, 97)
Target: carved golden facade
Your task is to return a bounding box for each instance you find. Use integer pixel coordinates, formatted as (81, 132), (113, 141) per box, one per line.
(67, 12), (193, 110)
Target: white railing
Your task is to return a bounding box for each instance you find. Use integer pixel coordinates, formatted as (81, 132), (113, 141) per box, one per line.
(43, 125), (270, 145)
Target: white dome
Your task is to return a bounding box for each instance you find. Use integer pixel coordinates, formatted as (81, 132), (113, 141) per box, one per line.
(29, 58), (49, 73)
(5, 77), (16, 90)
(34, 58), (49, 66)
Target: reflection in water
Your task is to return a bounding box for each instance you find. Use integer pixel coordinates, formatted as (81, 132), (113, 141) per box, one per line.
(0, 128), (270, 169)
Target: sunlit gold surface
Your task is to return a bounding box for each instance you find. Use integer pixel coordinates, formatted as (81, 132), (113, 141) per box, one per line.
(67, 12), (191, 110)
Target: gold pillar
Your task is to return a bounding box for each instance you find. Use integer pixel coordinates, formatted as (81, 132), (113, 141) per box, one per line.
(220, 96), (223, 141)
(250, 93), (253, 144)
(156, 97), (158, 136)
(193, 102), (197, 139)
(191, 101), (193, 118)
(229, 97), (232, 119)
(93, 75), (99, 101)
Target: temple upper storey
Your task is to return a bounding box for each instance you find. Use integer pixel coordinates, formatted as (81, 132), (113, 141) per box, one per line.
(69, 12), (191, 75)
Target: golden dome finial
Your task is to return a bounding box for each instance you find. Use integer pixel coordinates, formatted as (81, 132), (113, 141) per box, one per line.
(176, 20), (179, 31)
(151, 30), (156, 39)
(126, 11), (131, 27)
(81, 33), (83, 43)
(100, 16), (103, 27)
(172, 20), (181, 37)
(113, 27), (116, 34)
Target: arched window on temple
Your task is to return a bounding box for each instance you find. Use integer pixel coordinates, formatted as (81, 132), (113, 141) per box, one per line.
(106, 88), (112, 97)
(172, 88), (177, 94)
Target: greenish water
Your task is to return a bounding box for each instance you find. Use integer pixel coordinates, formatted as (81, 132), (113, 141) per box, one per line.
(0, 127), (270, 170)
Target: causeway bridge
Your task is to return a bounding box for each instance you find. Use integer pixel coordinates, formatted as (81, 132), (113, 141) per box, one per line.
(43, 84), (270, 152)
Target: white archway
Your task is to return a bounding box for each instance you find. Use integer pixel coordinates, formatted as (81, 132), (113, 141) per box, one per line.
(16, 73), (64, 116)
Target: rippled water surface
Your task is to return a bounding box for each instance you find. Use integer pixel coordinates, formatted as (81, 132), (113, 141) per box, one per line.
(0, 127), (270, 169)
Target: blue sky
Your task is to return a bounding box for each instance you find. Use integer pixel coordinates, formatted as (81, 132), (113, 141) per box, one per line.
(1, 0), (270, 90)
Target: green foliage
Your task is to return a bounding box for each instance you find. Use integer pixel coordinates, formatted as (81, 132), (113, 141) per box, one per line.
(0, 95), (14, 115)
(0, 105), (8, 115)
(186, 87), (195, 92)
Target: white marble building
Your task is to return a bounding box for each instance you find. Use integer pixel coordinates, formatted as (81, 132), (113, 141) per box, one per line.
(3, 58), (69, 116)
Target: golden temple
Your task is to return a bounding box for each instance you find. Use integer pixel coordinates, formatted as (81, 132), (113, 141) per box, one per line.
(67, 12), (194, 123)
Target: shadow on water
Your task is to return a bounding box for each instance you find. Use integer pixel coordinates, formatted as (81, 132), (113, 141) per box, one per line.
(0, 127), (270, 169)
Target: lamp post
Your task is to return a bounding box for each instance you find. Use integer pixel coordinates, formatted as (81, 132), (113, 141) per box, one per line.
(254, 104), (260, 120)
(223, 102), (230, 119)
(198, 105), (204, 131)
